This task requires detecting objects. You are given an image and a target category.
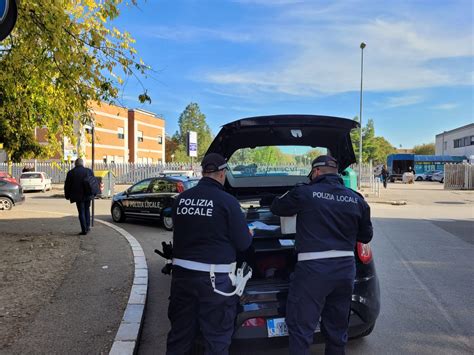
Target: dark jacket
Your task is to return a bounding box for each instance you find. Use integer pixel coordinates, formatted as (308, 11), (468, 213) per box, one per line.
(271, 174), (373, 253)
(172, 177), (252, 264)
(381, 167), (389, 179)
(64, 166), (94, 203)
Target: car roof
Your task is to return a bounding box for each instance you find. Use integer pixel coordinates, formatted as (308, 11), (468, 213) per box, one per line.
(162, 176), (199, 182)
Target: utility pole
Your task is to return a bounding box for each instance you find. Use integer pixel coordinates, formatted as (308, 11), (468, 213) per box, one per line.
(358, 42), (366, 189)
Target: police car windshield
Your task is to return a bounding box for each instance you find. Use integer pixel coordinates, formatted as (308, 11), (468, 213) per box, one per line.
(228, 146), (328, 177)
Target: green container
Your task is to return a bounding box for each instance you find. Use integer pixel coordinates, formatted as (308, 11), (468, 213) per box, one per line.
(340, 167), (357, 191)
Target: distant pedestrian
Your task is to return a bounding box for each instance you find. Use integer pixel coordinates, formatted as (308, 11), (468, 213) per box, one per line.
(381, 165), (389, 188)
(64, 158), (96, 235)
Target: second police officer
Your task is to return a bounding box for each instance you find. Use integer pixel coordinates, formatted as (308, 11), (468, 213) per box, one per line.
(167, 153), (253, 355)
(271, 155), (373, 355)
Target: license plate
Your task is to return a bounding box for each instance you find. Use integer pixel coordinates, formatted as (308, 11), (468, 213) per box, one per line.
(266, 318), (320, 338)
(267, 318), (288, 338)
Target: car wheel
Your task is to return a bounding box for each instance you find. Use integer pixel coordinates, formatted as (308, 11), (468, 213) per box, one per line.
(0, 197), (13, 211)
(416, 177), (422, 181)
(162, 215), (173, 231)
(111, 203), (126, 222)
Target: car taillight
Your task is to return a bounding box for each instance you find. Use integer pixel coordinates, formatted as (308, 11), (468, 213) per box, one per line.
(242, 317), (266, 328)
(357, 242), (373, 264)
(176, 182), (185, 193)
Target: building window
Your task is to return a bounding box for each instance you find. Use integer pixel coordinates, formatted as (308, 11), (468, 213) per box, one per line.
(137, 131), (144, 142)
(464, 137), (469, 146)
(471, 136), (474, 146)
(118, 127), (124, 139)
(158, 135), (163, 144)
(454, 138), (462, 148)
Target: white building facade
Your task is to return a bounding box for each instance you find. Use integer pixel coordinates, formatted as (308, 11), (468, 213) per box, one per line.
(435, 123), (474, 161)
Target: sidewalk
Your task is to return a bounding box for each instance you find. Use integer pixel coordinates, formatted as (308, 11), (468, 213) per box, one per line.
(0, 210), (133, 354)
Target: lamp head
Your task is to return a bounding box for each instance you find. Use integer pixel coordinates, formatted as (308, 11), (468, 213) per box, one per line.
(360, 42), (366, 49)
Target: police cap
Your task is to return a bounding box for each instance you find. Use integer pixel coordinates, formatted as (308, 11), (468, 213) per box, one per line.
(311, 155), (338, 169)
(201, 153), (228, 173)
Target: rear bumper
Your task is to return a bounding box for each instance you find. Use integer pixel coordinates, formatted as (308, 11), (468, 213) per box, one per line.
(14, 195), (25, 205)
(232, 274), (380, 344)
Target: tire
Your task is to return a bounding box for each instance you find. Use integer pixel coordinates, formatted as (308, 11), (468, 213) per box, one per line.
(416, 177), (422, 181)
(351, 323), (375, 339)
(111, 203), (126, 222)
(162, 215), (173, 231)
(0, 197), (13, 211)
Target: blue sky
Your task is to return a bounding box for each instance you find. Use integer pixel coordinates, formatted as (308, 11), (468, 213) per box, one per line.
(113, 0), (473, 149)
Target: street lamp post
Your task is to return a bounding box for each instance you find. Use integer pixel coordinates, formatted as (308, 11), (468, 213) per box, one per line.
(358, 42), (366, 190)
(91, 121), (95, 227)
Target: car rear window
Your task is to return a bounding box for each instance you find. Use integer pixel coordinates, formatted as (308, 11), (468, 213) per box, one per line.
(21, 173), (42, 179)
(184, 180), (199, 190)
(228, 146), (328, 177)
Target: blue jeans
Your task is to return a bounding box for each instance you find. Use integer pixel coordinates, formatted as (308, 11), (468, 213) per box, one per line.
(76, 200), (91, 233)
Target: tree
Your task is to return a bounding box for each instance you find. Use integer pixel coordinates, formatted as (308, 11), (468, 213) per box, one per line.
(165, 135), (179, 162)
(0, 1), (149, 162)
(351, 117), (396, 164)
(172, 103), (213, 161)
(413, 143), (435, 155)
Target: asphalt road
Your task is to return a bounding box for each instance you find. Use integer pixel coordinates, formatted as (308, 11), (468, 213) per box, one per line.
(21, 183), (474, 354)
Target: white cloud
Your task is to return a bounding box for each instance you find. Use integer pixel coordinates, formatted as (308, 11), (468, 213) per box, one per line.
(146, 25), (253, 43)
(199, 2), (473, 95)
(431, 103), (459, 110)
(383, 95), (424, 108)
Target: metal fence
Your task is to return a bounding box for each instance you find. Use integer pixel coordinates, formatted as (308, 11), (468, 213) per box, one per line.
(444, 163), (474, 190)
(0, 162), (201, 184)
(1, 161), (379, 193)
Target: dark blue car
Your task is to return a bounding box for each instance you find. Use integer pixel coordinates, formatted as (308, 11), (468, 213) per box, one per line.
(110, 175), (199, 230)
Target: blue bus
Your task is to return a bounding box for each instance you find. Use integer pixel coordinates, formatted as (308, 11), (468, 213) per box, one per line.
(386, 154), (466, 182)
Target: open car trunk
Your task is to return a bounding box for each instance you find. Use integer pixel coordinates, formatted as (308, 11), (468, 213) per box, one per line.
(239, 200), (296, 285)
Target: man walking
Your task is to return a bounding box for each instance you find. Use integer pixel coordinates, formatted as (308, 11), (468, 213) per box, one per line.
(271, 155), (373, 355)
(167, 153), (253, 355)
(64, 158), (95, 235)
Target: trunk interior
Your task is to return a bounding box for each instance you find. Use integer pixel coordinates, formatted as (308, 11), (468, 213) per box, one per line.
(239, 200), (296, 285)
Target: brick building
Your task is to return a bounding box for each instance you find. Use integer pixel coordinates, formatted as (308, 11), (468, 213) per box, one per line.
(31, 101), (166, 163)
(128, 109), (165, 164)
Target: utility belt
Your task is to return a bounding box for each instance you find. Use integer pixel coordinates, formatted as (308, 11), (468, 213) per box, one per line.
(298, 250), (354, 262)
(172, 258), (252, 297)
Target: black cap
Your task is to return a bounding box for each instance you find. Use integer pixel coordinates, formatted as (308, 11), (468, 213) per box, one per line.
(310, 155), (338, 169)
(201, 153), (228, 173)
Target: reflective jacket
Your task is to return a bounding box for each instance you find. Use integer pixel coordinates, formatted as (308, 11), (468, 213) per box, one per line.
(271, 174), (373, 253)
(172, 177), (252, 264)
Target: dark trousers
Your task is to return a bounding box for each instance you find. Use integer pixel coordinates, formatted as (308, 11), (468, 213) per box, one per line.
(76, 200), (91, 233)
(287, 259), (355, 355)
(167, 269), (237, 355)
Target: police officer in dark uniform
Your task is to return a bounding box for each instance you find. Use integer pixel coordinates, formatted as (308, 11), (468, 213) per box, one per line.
(271, 155), (373, 355)
(167, 153), (253, 355)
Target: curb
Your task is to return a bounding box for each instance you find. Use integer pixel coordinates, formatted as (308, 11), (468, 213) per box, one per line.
(367, 200), (407, 205)
(96, 219), (148, 355)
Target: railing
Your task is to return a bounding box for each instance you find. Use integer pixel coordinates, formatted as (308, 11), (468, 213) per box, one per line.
(444, 163), (474, 190)
(1, 162), (380, 194)
(0, 162), (200, 184)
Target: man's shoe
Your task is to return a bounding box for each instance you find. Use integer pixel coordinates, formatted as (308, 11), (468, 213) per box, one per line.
(79, 231), (88, 235)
